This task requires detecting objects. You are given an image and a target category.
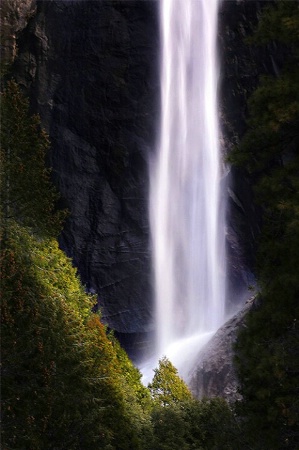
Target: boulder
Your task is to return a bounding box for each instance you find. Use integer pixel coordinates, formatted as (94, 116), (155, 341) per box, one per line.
(189, 296), (256, 402)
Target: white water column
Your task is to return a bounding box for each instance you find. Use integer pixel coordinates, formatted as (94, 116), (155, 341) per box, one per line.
(149, 0), (226, 376)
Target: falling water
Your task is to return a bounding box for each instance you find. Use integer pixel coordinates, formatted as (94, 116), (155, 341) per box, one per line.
(147, 0), (226, 381)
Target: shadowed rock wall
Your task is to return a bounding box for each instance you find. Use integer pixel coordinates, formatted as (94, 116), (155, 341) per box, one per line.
(13, 0), (159, 341)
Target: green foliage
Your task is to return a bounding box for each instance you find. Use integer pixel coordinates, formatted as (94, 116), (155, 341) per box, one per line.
(145, 397), (242, 450)
(148, 357), (192, 407)
(1, 222), (150, 449)
(145, 358), (242, 449)
(227, 69), (299, 174)
(149, 404), (190, 450)
(247, 0), (299, 46)
(0, 80), (66, 237)
(229, 2), (299, 448)
(0, 80), (149, 449)
(229, 1), (299, 174)
(82, 315), (146, 450)
(235, 300), (299, 449)
(110, 334), (152, 431)
(1, 223), (94, 448)
(183, 398), (243, 450)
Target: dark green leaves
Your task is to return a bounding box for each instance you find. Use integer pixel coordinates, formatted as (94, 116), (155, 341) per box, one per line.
(230, 2), (299, 448)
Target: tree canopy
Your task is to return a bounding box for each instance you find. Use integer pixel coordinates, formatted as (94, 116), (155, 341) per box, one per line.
(229, 2), (299, 448)
(148, 357), (192, 407)
(0, 80), (150, 449)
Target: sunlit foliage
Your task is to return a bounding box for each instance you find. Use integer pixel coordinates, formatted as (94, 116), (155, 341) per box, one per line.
(148, 357), (192, 407)
(0, 81), (149, 449)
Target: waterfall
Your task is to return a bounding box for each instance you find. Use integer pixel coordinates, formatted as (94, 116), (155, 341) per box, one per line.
(145, 0), (226, 381)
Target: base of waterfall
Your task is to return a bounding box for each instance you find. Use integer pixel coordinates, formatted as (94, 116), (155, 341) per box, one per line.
(189, 296), (256, 402)
(149, 0), (227, 390)
(139, 330), (215, 386)
(140, 296), (256, 400)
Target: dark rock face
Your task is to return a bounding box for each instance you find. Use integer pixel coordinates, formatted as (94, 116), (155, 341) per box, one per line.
(189, 297), (256, 402)
(13, 0), (159, 335)
(219, 1), (263, 308)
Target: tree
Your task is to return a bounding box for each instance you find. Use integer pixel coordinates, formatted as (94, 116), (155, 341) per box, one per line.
(1, 223), (107, 449)
(149, 404), (190, 450)
(229, 2), (299, 448)
(0, 81), (150, 448)
(146, 395), (242, 450)
(148, 357), (192, 407)
(1, 222), (150, 449)
(183, 398), (243, 450)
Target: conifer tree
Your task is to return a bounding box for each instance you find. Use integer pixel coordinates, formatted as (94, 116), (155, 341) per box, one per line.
(0, 80), (65, 238)
(0, 81), (149, 449)
(148, 357), (192, 407)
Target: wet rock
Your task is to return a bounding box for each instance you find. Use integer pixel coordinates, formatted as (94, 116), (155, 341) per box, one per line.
(189, 296), (256, 403)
